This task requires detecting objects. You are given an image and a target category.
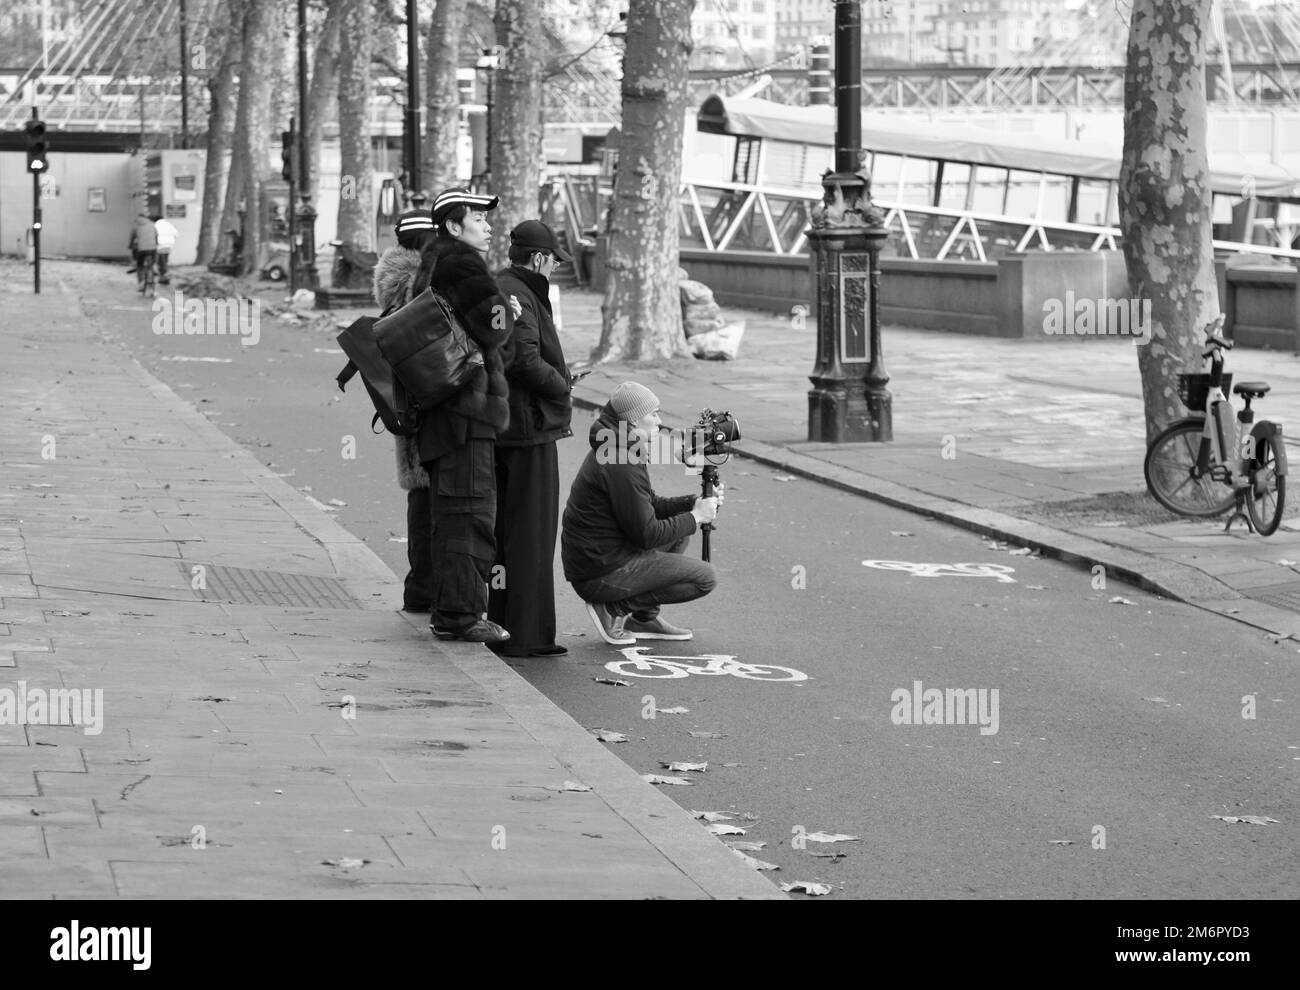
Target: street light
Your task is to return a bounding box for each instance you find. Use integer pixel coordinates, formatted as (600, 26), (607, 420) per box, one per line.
(806, 0), (891, 443)
(476, 46), (503, 187)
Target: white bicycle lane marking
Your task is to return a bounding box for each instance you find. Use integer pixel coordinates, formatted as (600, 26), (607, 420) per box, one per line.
(605, 646), (808, 682)
(861, 560), (1017, 583)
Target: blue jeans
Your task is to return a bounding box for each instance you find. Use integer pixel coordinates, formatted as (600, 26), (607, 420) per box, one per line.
(570, 536), (716, 621)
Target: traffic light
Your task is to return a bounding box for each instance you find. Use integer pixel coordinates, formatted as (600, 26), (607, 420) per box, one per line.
(25, 118), (48, 173)
(281, 129), (294, 183)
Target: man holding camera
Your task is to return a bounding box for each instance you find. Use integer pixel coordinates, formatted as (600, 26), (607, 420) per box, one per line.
(561, 382), (721, 646)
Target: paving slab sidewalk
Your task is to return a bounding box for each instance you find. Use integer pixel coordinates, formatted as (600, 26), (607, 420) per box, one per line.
(555, 286), (1300, 641)
(0, 266), (782, 900)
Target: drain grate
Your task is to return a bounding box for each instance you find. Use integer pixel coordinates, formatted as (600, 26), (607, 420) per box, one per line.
(181, 563), (362, 609)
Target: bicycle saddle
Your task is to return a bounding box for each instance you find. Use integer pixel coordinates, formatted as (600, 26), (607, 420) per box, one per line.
(1233, 381), (1270, 398)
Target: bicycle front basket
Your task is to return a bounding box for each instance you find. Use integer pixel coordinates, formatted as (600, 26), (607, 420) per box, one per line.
(1177, 373), (1232, 410)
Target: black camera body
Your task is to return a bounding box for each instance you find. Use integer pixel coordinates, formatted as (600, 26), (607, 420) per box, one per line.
(687, 408), (741, 461)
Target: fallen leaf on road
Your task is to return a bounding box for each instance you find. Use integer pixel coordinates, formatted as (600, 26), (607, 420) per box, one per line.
(1211, 815), (1279, 826)
(387, 537), (408, 543)
(982, 540), (1008, 550)
(1009, 547), (1037, 556)
(721, 762), (744, 768)
(1265, 632), (1295, 643)
(591, 729), (628, 743)
(656, 706), (690, 714)
(808, 850), (848, 859)
(328, 498), (347, 507)
(781, 881), (832, 895)
(562, 781), (592, 792)
(321, 858), (368, 869)
(691, 811), (734, 822)
(689, 730), (726, 739)
(1109, 596), (1135, 605)
(805, 832), (861, 843)
(593, 677), (630, 687)
(726, 840), (766, 851)
(732, 849), (780, 871)
(773, 475), (796, 482)
(707, 823), (747, 836)
(1277, 559), (1297, 566)
(1140, 697), (1170, 705)
(1026, 585), (1047, 590)
(1048, 840), (1074, 845)
(641, 774), (694, 786)
(890, 531), (913, 537)
(661, 761), (707, 772)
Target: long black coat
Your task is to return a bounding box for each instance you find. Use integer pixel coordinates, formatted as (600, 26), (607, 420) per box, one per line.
(413, 236), (513, 463)
(494, 266), (572, 448)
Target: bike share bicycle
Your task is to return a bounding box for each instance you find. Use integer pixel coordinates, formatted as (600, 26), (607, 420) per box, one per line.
(1144, 316), (1287, 535)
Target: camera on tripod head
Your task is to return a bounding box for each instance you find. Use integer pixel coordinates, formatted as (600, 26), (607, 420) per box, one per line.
(684, 408), (741, 463)
(682, 409), (740, 563)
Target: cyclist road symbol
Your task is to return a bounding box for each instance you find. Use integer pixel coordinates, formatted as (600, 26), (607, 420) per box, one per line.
(606, 646), (807, 682)
(862, 560), (1017, 583)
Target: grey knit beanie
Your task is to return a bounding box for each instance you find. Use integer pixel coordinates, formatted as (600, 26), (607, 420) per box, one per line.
(609, 381), (660, 423)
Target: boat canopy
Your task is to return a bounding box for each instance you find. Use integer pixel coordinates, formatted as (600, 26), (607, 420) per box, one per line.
(697, 94), (1300, 199)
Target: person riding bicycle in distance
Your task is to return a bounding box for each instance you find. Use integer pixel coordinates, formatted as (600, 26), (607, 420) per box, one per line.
(561, 381), (723, 646)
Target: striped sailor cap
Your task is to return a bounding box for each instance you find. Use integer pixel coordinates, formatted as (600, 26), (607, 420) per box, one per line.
(394, 209), (434, 236)
(431, 188), (499, 226)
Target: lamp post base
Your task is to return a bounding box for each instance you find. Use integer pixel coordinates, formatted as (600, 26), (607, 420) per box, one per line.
(808, 378), (890, 443)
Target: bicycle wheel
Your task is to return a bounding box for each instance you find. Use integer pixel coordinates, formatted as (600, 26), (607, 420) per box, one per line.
(730, 664), (808, 682)
(1246, 432), (1287, 536)
(1144, 420), (1234, 517)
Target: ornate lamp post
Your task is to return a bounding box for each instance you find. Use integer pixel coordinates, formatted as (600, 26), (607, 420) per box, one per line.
(806, 0), (892, 443)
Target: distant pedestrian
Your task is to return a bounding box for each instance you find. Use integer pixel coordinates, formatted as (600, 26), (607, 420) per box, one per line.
(372, 208), (437, 612)
(128, 213), (157, 292)
(409, 188), (519, 644)
(488, 220), (575, 658)
(153, 214), (178, 284)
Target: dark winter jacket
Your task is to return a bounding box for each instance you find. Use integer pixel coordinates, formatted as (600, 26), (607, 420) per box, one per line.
(129, 216), (157, 252)
(371, 245), (428, 490)
(494, 266), (573, 447)
(412, 236), (513, 464)
(560, 403), (698, 583)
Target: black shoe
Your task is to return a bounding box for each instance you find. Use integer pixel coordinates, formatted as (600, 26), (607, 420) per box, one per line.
(431, 618), (510, 644)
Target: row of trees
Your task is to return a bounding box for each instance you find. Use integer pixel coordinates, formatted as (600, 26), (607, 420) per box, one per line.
(191, 0), (689, 363)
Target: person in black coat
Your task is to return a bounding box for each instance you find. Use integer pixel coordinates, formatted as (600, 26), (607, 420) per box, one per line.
(410, 188), (519, 644)
(488, 220), (575, 658)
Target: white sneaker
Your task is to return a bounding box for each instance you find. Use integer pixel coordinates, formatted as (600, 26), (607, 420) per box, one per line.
(623, 615), (693, 640)
(585, 602), (635, 645)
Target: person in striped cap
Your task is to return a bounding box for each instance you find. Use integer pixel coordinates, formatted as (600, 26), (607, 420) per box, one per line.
(372, 207), (437, 612)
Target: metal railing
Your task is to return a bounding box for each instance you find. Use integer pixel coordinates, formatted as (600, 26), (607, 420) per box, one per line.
(676, 176), (1300, 263)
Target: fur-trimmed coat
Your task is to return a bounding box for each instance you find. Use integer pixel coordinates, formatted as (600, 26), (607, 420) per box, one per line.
(412, 236), (513, 465)
(372, 246), (428, 490)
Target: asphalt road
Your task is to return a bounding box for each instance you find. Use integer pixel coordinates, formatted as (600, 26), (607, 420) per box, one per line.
(85, 263), (1300, 899)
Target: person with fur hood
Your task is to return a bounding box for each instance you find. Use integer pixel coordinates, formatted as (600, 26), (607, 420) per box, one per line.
(408, 188), (519, 645)
(372, 208), (437, 613)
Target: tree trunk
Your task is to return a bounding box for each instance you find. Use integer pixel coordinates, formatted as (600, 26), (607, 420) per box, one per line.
(218, 0), (276, 276)
(1120, 0), (1219, 445)
(306, 0), (342, 206)
(196, 3), (243, 266)
(336, 0), (375, 253)
(487, 0), (543, 270)
(595, 0), (694, 363)
(425, 0), (469, 194)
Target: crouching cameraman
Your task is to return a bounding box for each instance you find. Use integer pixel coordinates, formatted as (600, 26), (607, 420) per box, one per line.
(561, 382), (722, 645)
